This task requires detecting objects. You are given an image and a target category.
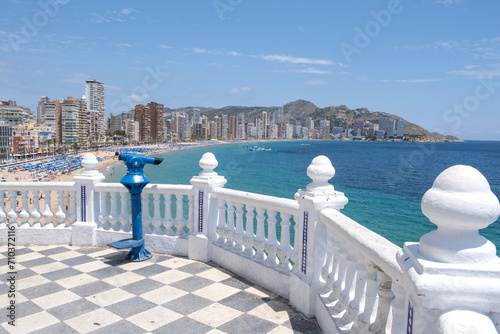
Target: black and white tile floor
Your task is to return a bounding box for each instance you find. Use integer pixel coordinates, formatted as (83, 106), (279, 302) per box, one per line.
(0, 245), (322, 333)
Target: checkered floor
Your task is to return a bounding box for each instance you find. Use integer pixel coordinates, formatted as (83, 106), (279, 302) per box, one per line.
(0, 245), (322, 334)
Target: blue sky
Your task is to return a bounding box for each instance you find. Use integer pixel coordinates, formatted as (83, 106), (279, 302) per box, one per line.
(1, 0), (499, 140)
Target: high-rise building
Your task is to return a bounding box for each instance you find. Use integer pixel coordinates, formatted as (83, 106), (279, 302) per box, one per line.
(56, 97), (80, 145)
(379, 117), (389, 136)
(0, 121), (12, 162)
(319, 120), (330, 139)
(262, 111), (268, 138)
(387, 119), (396, 138)
(353, 120), (365, 136)
(134, 102), (164, 142)
(277, 106), (284, 125)
(228, 115), (237, 139)
(85, 79), (105, 138)
(221, 114), (228, 140)
(0, 100), (32, 125)
(397, 120), (404, 138)
(37, 96), (50, 124)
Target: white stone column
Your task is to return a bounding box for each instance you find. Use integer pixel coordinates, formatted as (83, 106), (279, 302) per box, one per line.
(189, 152), (227, 262)
(290, 155), (348, 318)
(397, 165), (500, 333)
(71, 153), (105, 246)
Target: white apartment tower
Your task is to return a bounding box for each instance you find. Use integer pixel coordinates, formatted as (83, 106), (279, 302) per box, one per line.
(85, 79), (105, 139)
(277, 105), (284, 124)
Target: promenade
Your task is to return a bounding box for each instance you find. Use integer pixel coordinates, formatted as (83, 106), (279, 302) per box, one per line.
(1, 245), (321, 333)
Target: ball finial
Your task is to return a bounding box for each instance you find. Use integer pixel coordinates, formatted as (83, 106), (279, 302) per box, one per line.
(420, 165), (500, 263)
(306, 155), (336, 192)
(199, 152), (218, 176)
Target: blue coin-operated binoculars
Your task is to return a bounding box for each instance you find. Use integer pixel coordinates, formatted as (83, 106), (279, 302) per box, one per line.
(108, 152), (163, 261)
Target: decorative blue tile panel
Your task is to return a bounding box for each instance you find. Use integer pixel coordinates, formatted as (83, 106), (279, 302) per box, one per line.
(81, 186), (86, 222)
(407, 299), (414, 334)
(198, 191), (204, 233)
(301, 211), (309, 274)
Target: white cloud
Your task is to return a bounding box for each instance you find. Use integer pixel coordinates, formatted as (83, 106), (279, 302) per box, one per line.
(190, 47), (241, 56)
(291, 68), (332, 75)
(259, 54), (333, 65)
(230, 87), (250, 94)
(380, 78), (443, 83)
(114, 43), (134, 48)
(436, 0), (464, 5)
(121, 8), (136, 15)
(33, 70), (44, 76)
(128, 93), (150, 102)
(303, 79), (329, 86)
(158, 44), (173, 49)
(448, 69), (500, 79)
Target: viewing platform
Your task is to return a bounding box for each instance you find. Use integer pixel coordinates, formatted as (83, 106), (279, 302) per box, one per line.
(1, 152), (500, 333)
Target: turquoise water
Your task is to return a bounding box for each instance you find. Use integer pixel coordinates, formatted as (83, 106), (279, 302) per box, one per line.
(103, 140), (500, 254)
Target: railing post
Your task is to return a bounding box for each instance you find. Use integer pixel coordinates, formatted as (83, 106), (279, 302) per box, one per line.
(72, 153), (105, 246)
(290, 155), (348, 318)
(189, 152), (227, 262)
(397, 165), (500, 333)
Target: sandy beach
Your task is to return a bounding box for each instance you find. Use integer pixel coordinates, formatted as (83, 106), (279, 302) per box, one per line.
(0, 142), (215, 183)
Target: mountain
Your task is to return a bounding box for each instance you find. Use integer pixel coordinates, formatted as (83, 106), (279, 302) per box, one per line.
(165, 100), (461, 142)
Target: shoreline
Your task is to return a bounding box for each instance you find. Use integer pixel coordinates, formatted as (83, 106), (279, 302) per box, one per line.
(1, 138), (468, 185)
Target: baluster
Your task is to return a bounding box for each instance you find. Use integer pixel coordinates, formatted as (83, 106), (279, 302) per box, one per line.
(119, 192), (131, 232)
(348, 255), (369, 326)
(187, 194), (194, 234)
(358, 264), (379, 331)
(340, 252), (358, 304)
(108, 192), (120, 231)
(224, 201), (236, 247)
(254, 207), (266, 261)
(67, 190), (77, 225)
(7, 191), (18, 226)
(291, 214), (301, 266)
(243, 204), (255, 257)
(233, 202), (245, 252)
(142, 193), (152, 234)
(162, 193), (174, 235)
(42, 190), (54, 228)
(174, 195), (186, 236)
(18, 190), (30, 228)
(319, 233), (335, 296)
(264, 209), (278, 267)
(98, 192), (110, 230)
(54, 190), (66, 228)
(0, 194), (6, 227)
(325, 240), (343, 305)
(390, 281), (407, 334)
(369, 270), (394, 334)
(151, 193), (162, 234)
(216, 198), (229, 247)
(216, 199), (227, 245)
(277, 213), (293, 272)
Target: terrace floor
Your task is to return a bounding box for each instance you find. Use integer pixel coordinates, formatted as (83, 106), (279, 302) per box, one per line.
(0, 245), (321, 334)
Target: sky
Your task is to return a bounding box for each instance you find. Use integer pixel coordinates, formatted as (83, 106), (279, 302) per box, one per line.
(1, 0), (499, 140)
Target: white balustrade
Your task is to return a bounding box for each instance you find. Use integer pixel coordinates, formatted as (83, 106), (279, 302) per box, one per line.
(318, 208), (405, 334)
(1, 154), (499, 334)
(212, 187), (300, 274)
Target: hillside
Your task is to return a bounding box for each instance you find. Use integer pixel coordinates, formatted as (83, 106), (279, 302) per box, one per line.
(167, 100), (461, 142)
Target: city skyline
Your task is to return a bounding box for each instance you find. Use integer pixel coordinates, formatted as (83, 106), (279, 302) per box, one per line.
(1, 1), (499, 140)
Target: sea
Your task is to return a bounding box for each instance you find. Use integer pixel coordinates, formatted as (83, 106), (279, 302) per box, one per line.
(103, 140), (500, 255)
